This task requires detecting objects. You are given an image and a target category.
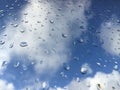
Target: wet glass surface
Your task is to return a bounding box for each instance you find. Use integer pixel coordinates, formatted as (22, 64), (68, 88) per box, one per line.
(0, 0), (120, 90)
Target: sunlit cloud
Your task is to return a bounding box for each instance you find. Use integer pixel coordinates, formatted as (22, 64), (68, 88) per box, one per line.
(100, 16), (120, 56)
(50, 71), (120, 90)
(0, 50), (10, 75)
(21, 81), (49, 90)
(0, 79), (14, 90)
(0, 0), (91, 76)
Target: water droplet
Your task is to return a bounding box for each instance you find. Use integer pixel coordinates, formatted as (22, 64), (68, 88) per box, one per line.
(35, 78), (39, 83)
(114, 65), (118, 70)
(20, 42), (28, 47)
(96, 62), (101, 67)
(80, 63), (92, 74)
(76, 77), (80, 82)
(22, 65), (27, 70)
(40, 60), (43, 64)
(25, 88), (28, 90)
(117, 20), (120, 23)
(112, 86), (115, 89)
(80, 66), (88, 74)
(24, 21), (28, 23)
(117, 29), (120, 32)
(97, 84), (102, 90)
(63, 63), (70, 71)
(42, 82), (49, 89)
(62, 33), (68, 38)
(79, 26), (84, 29)
(2, 61), (8, 67)
(86, 81), (91, 87)
(13, 24), (18, 27)
(49, 20), (54, 24)
(78, 38), (84, 43)
(1, 25), (6, 29)
(14, 62), (20, 68)
(73, 57), (79, 61)
(0, 10), (4, 13)
(9, 43), (14, 48)
(60, 72), (65, 77)
(31, 61), (36, 65)
(37, 21), (41, 23)
(114, 61), (118, 64)
(0, 40), (5, 45)
(24, 13), (28, 15)
(20, 29), (25, 33)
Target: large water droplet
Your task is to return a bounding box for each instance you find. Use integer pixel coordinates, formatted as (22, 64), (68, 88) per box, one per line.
(62, 33), (68, 38)
(80, 66), (88, 74)
(2, 61), (8, 67)
(80, 63), (92, 74)
(49, 20), (54, 24)
(0, 40), (5, 45)
(20, 29), (25, 33)
(42, 82), (49, 90)
(20, 42), (28, 47)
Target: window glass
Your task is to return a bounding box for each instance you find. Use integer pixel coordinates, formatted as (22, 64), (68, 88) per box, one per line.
(0, 0), (120, 90)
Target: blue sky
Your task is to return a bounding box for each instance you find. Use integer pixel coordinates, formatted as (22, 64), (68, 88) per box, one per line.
(0, 0), (120, 90)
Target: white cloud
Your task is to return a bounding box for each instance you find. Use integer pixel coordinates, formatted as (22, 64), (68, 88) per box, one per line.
(21, 81), (49, 90)
(0, 50), (10, 75)
(0, 79), (14, 90)
(100, 17), (120, 56)
(0, 0), (90, 75)
(50, 71), (120, 90)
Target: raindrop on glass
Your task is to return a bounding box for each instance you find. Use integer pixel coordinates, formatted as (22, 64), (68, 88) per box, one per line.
(0, 40), (5, 45)
(14, 62), (20, 68)
(20, 42), (28, 47)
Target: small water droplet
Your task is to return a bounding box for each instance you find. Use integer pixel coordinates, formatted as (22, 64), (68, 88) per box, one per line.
(31, 61), (35, 65)
(9, 43), (14, 48)
(22, 65), (27, 70)
(13, 24), (18, 27)
(24, 13), (28, 15)
(97, 84), (102, 90)
(114, 65), (118, 70)
(78, 38), (84, 43)
(40, 60), (43, 64)
(60, 72), (65, 77)
(96, 62), (101, 67)
(79, 26), (84, 29)
(62, 33), (68, 38)
(24, 21), (28, 23)
(49, 20), (54, 24)
(42, 82), (49, 89)
(76, 77), (80, 82)
(1, 25), (6, 29)
(73, 57), (79, 61)
(35, 78), (39, 83)
(14, 62), (20, 68)
(63, 63), (70, 71)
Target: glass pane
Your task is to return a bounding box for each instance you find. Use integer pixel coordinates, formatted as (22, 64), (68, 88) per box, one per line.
(0, 0), (120, 90)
